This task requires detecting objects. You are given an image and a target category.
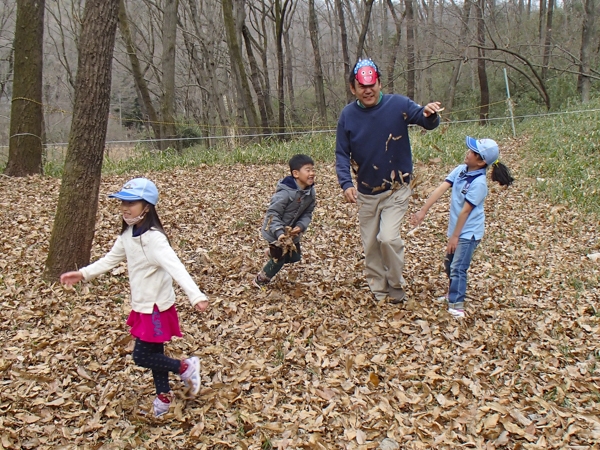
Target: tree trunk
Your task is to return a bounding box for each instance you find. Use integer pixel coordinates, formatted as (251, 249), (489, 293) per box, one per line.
(578, 0), (596, 102)
(284, 30), (298, 125)
(446, 0), (471, 112)
(44, 0), (120, 281)
(0, 45), (14, 99)
(355, 0), (375, 60)
(5, 0), (45, 177)
(385, 0), (404, 93)
(117, 0), (162, 144)
(242, 24), (271, 134)
(405, 0), (415, 99)
(160, 0), (178, 151)
(538, 0), (546, 43)
(222, 0), (258, 133)
(308, 0), (327, 124)
(541, 0), (554, 82)
(256, 4), (275, 124)
(275, 0), (291, 136)
(422, 0), (436, 99)
(335, 0), (352, 102)
(476, 0), (489, 124)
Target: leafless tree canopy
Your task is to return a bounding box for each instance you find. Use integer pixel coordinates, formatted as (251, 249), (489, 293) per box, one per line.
(0, 0), (598, 148)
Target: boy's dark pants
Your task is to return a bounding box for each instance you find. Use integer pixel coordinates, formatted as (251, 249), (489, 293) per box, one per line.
(263, 242), (302, 279)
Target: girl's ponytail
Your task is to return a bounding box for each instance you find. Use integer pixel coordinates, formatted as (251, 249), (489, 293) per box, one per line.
(490, 161), (514, 187)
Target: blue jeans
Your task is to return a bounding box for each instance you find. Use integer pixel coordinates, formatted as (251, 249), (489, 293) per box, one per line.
(444, 237), (480, 310)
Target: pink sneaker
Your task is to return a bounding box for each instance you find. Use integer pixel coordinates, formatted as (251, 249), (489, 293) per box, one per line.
(180, 356), (201, 395)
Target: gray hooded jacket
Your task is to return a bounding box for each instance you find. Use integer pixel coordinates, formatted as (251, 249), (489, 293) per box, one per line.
(261, 175), (316, 243)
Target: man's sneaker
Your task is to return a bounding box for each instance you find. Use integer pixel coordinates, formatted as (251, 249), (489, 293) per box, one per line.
(253, 272), (271, 289)
(448, 308), (465, 318)
(388, 287), (406, 305)
(180, 356), (201, 395)
(153, 394), (172, 417)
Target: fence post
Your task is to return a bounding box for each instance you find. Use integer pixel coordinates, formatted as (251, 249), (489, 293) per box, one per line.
(504, 68), (516, 138)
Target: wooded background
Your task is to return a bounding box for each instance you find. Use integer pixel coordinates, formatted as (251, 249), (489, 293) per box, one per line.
(0, 0), (598, 151)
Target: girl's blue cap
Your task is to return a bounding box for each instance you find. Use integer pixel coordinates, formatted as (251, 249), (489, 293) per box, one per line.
(466, 136), (499, 165)
(109, 178), (159, 205)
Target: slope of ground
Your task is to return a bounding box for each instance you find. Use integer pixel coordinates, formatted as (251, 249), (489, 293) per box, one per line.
(0, 139), (599, 449)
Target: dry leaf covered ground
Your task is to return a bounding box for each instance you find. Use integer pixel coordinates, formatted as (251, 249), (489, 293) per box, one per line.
(1, 140), (599, 449)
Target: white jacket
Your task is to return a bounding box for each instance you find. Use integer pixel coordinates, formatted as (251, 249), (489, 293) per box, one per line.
(80, 227), (207, 313)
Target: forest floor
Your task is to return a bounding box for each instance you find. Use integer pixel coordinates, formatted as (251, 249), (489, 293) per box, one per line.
(1, 138), (599, 449)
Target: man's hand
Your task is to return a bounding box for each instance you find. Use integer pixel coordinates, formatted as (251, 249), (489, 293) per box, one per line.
(344, 187), (358, 203)
(423, 102), (443, 117)
(289, 226), (302, 236)
(195, 300), (208, 312)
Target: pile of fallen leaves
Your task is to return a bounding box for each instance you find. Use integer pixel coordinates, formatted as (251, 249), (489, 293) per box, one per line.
(1, 138), (599, 449)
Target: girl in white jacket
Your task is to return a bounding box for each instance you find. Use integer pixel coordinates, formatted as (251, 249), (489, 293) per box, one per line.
(60, 178), (209, 417)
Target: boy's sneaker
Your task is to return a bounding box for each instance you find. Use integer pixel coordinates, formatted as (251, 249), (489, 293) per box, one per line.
(448, 308), (465, 318)
(153, 393), (172, 417)
(253, 272), (271, 289)
(180, 356), (201, 395)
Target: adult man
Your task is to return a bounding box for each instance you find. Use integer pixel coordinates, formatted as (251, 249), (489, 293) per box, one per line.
(335, 58), (442, 303)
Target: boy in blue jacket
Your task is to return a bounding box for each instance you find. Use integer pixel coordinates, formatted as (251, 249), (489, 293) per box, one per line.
(254, 154), (316, 287)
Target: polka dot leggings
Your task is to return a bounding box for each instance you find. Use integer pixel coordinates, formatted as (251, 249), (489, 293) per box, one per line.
(132, 339), (180, 395)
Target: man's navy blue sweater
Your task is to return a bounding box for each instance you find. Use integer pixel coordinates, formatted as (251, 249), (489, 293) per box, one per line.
(335, 94), (440, 195)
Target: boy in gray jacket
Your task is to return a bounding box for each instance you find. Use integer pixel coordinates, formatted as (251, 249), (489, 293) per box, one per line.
(254, 154), (316, 287)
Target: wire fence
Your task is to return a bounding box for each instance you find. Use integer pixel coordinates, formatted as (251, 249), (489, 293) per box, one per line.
(1, 103), (599, 164)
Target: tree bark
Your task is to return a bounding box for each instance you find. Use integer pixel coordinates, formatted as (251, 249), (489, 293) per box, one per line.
(183, 0), (231, 139)
(538, 0), (546, 43)
(117, 0), (162, 144)
(242, 23), (271, 134)
(385, 0), (404, 93)
(405, 0), (416, 99)
(0, 45), (14, 100)
(308, 0), (327, 124)
(5, 0), (45, 177)
(578, 0), (596, 102)
(476, 0), (489, 124)
(44, 0), (120, 281)
(335, 0), (352, 102)
(160, 0), (179, 150)
(284, 28), (298, 125)
(274, 0), (292, 136)
(355, 0), (375, 60)
(253, 2), (275, 124)
(222, 0), (259, 133)
(541, 0), (554, 82)
(446, 0), (471, 112)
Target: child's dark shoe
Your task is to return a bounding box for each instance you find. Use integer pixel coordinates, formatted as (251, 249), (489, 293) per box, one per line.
(253, 272), (271, 289)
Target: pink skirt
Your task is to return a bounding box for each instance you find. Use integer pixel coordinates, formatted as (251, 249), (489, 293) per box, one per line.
(126, 304), (182, 343)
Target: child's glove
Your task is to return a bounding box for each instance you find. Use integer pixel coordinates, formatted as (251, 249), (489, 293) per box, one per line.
(269, 243), (284, 261)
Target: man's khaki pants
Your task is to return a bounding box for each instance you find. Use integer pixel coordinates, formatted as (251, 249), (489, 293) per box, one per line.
(357, 186), (411, 300)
